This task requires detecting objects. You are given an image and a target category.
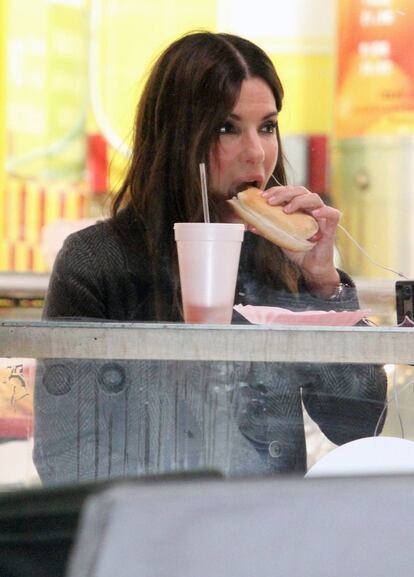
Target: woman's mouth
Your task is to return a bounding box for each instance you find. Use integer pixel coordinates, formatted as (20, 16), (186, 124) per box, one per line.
(227, 180), (260, 199)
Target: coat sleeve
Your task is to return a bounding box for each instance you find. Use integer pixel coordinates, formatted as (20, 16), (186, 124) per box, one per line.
(43, 230), (108, 319)
(296, 270), (388, 443)
(300, 362), (388, 444)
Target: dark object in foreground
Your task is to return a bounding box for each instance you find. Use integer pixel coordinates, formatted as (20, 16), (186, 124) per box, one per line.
(0, 470), (221, 577)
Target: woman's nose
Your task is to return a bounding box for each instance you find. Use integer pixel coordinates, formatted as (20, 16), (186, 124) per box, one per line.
(240, 131), (265, 164)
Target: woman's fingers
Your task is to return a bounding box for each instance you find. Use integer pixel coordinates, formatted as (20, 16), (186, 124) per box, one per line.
(262, 186), (326, 214)
(260, 187), (342, 291)
(261, 185), (305, 204)
(262, 186), (341, 235)
(283, 192), (324, 213)
(312, 205), (342, 222)
(312, 206), (342, 239)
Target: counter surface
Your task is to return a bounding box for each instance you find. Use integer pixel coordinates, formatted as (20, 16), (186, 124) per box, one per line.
(1, 320), (413, 364)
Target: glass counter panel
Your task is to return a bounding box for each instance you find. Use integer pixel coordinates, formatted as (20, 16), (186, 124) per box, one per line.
(0, 322), (414, 489)
(1, 321), (414, 491)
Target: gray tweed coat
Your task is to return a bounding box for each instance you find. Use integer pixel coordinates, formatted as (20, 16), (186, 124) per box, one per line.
(34, 206), (387, 484)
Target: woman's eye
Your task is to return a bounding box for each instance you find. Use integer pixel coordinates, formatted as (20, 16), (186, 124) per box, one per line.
(261, 121), (277, 134)
(218, 122), (237, 135)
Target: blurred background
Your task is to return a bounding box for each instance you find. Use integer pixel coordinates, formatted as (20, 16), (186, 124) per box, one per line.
(1, 0), (414, 322)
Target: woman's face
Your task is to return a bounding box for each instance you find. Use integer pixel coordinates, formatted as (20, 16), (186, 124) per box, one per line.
(209, 77), (279, 219)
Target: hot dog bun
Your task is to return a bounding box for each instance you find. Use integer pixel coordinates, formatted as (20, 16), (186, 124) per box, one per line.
(227, 187), (319, 252)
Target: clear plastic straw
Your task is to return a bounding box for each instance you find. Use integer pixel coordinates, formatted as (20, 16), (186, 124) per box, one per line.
(269, 173), (408, 279)
(199, 163), (210, 223)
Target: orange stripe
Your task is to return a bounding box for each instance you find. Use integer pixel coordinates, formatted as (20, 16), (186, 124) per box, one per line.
(78, 190), (86, 218)
(59, 190), (66, 218)
(19, 183), (26, 241)
(27, 246), (34, 271)
(3, 180), (8, 240)
(39, 186), (46, 235)
(9, 244), (15, 271)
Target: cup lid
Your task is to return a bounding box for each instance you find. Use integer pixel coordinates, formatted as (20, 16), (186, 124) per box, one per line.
(174, 222), (245, 242)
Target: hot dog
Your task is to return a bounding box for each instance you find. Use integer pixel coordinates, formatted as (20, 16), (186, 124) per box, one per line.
(227, 187), (319, 252)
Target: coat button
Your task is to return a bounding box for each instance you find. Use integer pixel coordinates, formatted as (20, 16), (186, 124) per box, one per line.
(98, 363), (126, 394)
(268, 440), (282, 458)
(43, 363), (73, 396)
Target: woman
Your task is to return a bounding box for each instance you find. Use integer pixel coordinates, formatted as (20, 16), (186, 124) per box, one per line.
(34, 32), (387, 483)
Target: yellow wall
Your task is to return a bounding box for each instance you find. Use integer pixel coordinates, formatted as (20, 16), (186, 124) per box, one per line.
(274, 52), (334, 135)
(91, 1), (334, 184)
(90, 0), (219, 184)
(0, 0), (7, 250)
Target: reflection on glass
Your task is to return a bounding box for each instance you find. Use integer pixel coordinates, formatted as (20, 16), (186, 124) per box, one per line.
(0, 354), (392, 488)
(7, 350), (414, 490)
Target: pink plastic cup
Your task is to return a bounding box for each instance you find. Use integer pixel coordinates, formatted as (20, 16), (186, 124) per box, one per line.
(174, 223), (245, 324)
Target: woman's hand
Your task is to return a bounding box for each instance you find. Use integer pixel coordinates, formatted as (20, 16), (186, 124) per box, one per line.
(261, 186), (342, 298)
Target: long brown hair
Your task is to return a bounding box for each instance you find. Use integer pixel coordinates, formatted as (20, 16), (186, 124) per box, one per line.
(112, 31), (300, 320)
